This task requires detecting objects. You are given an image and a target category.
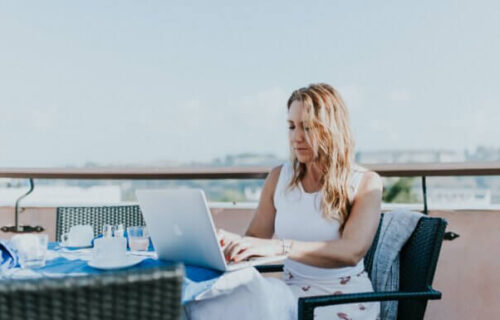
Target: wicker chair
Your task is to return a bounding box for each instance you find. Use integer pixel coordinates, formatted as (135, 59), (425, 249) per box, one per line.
(0, 264), (184, 320)
(257, 215), (447, 320)
(56, 205), (146, 241)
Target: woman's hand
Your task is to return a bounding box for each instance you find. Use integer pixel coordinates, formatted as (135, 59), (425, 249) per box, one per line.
(217, 229), (242, 248)
(219, 230), (282, 262)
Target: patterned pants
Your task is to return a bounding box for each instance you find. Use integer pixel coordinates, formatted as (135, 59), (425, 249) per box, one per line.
(284, 268), (380, 320)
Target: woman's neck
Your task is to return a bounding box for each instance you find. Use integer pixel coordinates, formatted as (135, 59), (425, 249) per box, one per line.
(302, 162), (323, 192)
(305, 162), (322, 180)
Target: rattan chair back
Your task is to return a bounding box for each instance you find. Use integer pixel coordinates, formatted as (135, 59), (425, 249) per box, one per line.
(397, 217), (446, 319)
(0, 264), (184, 320)
(364, 214), (447, 320)
(56, 205), (145, 241)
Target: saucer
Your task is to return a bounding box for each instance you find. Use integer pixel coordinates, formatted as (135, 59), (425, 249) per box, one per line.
(61, 242), (93, 250)
(87, 255), (144, 270)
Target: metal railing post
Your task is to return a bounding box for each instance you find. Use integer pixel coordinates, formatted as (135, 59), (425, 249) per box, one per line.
(1, 178), (44, 233)
(422, 176), (428, 215)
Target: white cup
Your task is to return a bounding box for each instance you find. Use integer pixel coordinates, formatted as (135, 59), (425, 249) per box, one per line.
(93, 237), (127, 263)
(61, 225), (94, 247)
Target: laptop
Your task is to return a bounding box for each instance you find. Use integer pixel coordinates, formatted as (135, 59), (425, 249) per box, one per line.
(136, 188), (286, 271)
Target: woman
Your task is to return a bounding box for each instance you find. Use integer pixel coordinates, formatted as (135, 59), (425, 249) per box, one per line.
(220, 83), (382, 319)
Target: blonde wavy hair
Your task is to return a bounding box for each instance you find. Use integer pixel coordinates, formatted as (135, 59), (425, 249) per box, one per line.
(287, 83), (355, 227)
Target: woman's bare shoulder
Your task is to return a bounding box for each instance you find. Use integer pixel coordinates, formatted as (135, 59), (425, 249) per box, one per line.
(358, 168), (383, 191)
(268, 165), (283, 180)
(263, 165), (284, 192)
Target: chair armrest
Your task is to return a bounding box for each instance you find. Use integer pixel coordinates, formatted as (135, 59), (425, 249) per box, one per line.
(255, 264), (284, 273)
(298, 287), (441, 320)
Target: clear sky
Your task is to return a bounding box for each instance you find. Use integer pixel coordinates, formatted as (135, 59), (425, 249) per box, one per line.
(1, 1), (499, 167)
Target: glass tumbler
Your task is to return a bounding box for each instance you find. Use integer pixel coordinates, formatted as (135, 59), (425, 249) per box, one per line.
(11, 234), (49, 268)
(127, 226), (150, 251)
(114, 224), (125, 237)
(102, 224), (113, 238)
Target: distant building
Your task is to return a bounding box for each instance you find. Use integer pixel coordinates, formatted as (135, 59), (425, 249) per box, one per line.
(425, 188), (492, 209)
(356, 150), (466, 164)
(0, 178), (23, 188)
(465, 146), (500, 162)
(222, 153), (283, 167)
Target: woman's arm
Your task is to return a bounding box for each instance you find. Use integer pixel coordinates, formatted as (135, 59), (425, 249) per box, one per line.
(287, 171), (382, 267)
(220, 166), (282, 261)
(244, 165), (282, 238)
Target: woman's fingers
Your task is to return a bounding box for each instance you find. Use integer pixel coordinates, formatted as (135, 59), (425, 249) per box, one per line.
(219, 235), (274, 262)
(229, 242), (247, 260)
(232, 247), (258, 262)
(232, 241), (274, 262)
(223, 239), (242, 259)
(218, 229), (242, 251)
(217, 230), (225, 248)
(226, 240), (250, 261)
(218, 229), (238, 249)
(223, 238), (237, 253)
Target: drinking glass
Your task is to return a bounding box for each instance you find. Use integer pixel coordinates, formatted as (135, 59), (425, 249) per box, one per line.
(114, 223), (125, 237)
(127, 226), (149, 251)
(102, 224), (113, 238)
(11, 234), (49, 268)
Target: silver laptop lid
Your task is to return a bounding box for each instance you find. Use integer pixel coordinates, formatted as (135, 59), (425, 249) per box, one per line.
(136, 188), (227, 271)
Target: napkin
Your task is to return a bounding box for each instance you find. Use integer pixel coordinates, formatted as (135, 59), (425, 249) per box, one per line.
(0, 240), (19, 270)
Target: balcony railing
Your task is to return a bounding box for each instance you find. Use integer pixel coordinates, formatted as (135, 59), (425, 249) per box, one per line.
(1, 161), (500, 179)
(2, 161), (499, 234)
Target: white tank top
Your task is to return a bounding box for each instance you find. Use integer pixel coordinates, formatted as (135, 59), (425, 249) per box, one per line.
(274, 161), (366, 279)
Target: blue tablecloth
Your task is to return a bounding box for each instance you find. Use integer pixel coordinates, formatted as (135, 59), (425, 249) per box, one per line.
(1, 242), (223, 304)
